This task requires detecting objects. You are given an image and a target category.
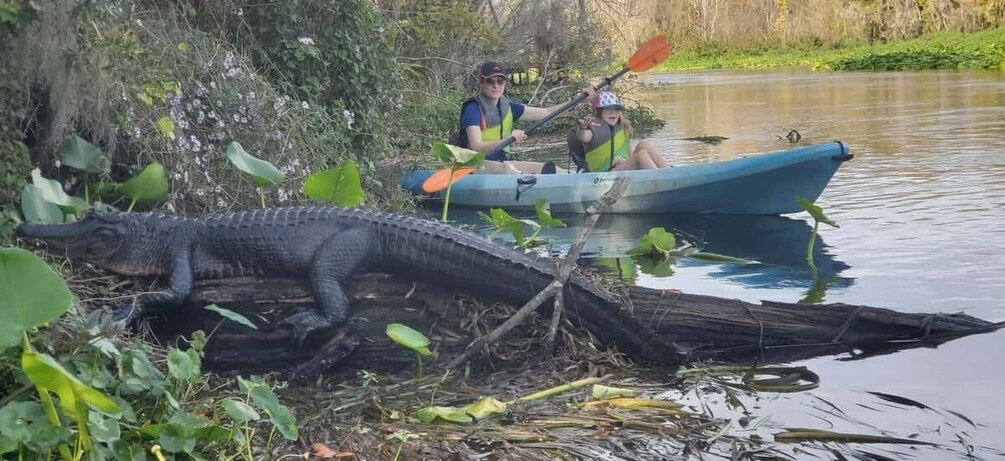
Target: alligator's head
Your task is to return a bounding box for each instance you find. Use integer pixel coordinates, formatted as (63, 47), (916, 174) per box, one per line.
(16, 212), (156, 275)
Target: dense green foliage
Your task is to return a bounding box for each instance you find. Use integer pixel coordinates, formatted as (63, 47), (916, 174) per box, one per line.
(658, 27), (1005, 71)
(0, 248), (299, 459)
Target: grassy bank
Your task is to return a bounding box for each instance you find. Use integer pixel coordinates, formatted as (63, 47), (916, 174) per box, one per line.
(657, 27), (1005, 71)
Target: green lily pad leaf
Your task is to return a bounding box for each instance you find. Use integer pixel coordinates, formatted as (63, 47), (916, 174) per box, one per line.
(689, 252), (757, 264)
(534, 198), (565, 229)
(203, 304), (257, 329)
(20, 184), (66, 224)
(416, 406), (472, 424)
(119, 162), (169, 203)
(796, 196), (838, 228)
(156, 117), (176, 140)
(60, 134), (109, 174)
(0, 401), (71, 452)
(464, 397), (508, 419)
(225, 141), (285, 186)
(238, 376), (298, 441)
(91, 181), (120, 198)
(30, 169), (90, 214)
(430, 142), (484, 168)
(627, 227), (676, 256)
(303, 161), (364, 207)
(634, 255), (677, 277)
(592, 384), (635, 399)
(478, 208), (537, 247)
(167, 348), (201, 382)
(158, 413), (204, 454)
(0, 401), (46, 444)
(386, 323), (431, 356)
(221, 399), (260, 423)
(87, 411), (121, 444)
(0, 248), (74, 351)
(416, 397), (508, 424)
(22, 349), (123, 419)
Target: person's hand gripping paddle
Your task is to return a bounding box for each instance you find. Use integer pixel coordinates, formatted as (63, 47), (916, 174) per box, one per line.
(421, 34), (672, 194)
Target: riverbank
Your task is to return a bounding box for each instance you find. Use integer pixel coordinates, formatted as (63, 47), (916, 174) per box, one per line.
(657, 27), (1005, 71)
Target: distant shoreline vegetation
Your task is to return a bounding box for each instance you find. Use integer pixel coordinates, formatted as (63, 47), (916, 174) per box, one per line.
(657, 27), (1005, 71)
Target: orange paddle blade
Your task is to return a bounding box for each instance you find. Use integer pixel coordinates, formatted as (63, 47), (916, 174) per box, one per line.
(627, 34), (671, 72)
(422, 167), (476, 194)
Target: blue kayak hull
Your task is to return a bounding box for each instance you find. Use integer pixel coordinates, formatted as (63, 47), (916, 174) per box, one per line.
(401, 141), (853, 215)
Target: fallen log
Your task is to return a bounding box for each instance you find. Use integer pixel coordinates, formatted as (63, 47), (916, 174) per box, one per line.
(146, 273), (1001, 376)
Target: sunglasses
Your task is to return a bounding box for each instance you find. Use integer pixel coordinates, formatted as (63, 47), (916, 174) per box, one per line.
(482, 77), (507, 86)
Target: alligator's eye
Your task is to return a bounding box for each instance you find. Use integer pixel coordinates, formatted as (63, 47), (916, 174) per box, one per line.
(85, 227), (122, 256)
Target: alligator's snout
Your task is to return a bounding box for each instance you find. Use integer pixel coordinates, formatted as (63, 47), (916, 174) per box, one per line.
(15, 222), (76, 241)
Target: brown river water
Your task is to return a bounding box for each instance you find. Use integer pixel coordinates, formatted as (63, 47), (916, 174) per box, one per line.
(450, 68), (1005, 459)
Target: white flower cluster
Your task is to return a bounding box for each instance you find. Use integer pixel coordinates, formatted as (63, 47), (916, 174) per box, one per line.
(343, 109), (355, 129)
(297, 37), (315, 46)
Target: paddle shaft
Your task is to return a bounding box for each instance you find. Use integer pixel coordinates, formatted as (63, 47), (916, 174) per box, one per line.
(484, 67), (631, 160)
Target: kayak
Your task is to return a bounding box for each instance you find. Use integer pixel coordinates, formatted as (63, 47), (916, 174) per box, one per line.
(400, 141), (853, 215)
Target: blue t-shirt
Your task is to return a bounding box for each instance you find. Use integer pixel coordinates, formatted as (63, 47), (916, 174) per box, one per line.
(458, 100), (526, 161)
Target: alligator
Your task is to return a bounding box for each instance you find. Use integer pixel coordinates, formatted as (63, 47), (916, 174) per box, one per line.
(17, 206), (688, 365)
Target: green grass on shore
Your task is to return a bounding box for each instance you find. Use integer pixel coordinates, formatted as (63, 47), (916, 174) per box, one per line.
(657, 27), (1005, 71)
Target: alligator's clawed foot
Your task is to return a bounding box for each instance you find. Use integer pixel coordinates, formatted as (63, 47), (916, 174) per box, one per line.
(111, 302), (145, 332)
(288, 330), (360, 384)
(282, 310), (337, 349)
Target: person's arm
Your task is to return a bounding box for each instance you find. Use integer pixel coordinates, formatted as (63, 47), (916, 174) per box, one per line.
(464, 125), (525, 158)
(575, 118), (600, 144)
(521, 87), (597, 121)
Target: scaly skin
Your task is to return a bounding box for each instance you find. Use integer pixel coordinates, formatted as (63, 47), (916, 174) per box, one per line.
(17, 206), (687, 364)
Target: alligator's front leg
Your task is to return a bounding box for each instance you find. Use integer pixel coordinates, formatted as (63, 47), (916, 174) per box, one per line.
(287, 227), (374, 346)
(116, 251), (193, 326)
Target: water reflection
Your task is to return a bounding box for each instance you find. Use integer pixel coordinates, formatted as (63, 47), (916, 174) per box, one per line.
(446, 210), (854, 298)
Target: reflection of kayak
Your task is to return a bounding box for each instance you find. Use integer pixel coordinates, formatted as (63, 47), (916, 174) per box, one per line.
(446, 211), (853, 289)
(401, 141), (853, 215)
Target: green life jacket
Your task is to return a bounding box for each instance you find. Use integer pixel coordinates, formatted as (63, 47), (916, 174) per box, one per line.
(583, 118), (630, 172)
(473, 94), (514, 143)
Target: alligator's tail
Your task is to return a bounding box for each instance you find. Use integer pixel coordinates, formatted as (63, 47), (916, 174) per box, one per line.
(562, 272), (689, 365)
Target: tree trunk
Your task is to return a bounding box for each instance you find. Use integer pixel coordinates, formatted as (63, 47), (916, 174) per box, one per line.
(147, 274), (1001, 376)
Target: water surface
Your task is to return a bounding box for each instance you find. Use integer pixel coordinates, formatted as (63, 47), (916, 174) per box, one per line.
(456, 68), (1005, 458)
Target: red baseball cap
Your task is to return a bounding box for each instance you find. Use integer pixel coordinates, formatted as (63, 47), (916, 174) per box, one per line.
(479, 61), (508, 80)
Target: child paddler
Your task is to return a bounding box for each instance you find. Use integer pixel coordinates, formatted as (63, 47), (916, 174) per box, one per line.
(569, 90), (670, 172)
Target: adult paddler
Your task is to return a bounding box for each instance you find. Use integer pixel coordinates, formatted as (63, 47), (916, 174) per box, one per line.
(458, 61), (595, 174)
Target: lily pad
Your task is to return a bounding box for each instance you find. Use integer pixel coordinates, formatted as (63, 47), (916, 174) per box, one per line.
(303, 161), (364, 207)
(59, 134), (109, 174)
(22, 349), (123, 419)
(634, 255), (676, 277)
(0, 248), (74, 351)
(430, 142), (484, 168)
(225, 142), (285, 186)
(627, 227), (676, 256)
(29, 169), (90, 214)
(21, 184), (66, 224)
(204, 304), (257, 329)
(478, 207), (540, 247)
(386, 323), (431, 356)
(534, 198), (565, 229)
(416, 397), (508, 424)
(238, 376), (298, 441)
(119, 162), (170, 203)
(797, 196), (838, 228)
